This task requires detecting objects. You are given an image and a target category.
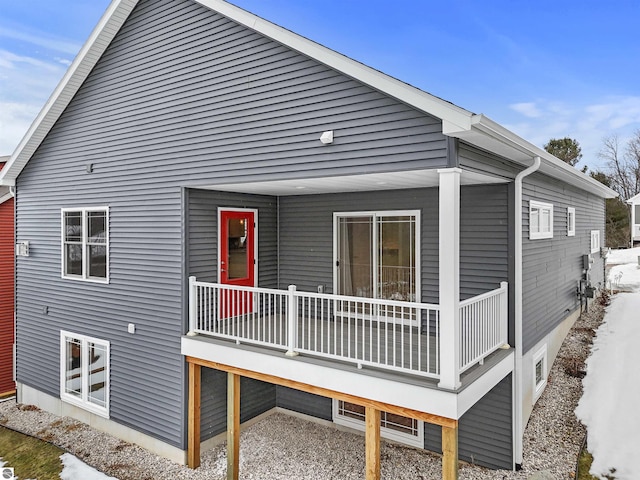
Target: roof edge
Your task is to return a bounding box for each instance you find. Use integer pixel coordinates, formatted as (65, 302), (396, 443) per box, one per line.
(0, 0), (619, 202)
(196, 0), (474, 131)
(474, 115), (617, 198)
(0, 0), (139, 186)
(446, 114), (617, 199)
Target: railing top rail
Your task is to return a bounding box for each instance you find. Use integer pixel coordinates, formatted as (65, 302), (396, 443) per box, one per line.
(191, 279), (440, 310)
(294, 290), (439, 310)
(459, 283), (507, 308)
(192, 280), (287, 296)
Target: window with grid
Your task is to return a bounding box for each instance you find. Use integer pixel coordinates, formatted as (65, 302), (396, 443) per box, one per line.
(60, 331), (109, 417)
(62, 207), (108, 282)
(529, 201), (553, 239)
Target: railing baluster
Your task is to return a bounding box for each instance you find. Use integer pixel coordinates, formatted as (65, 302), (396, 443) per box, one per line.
(188, 278), (514, 382)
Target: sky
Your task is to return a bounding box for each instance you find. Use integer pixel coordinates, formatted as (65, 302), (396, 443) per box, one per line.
(1, 0), (640, 171)
(575, 246), (640, 480)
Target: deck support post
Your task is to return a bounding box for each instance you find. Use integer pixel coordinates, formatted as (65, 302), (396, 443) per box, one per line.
(187, 361), (201, 469)
(365, 406), (381, 480)
(438, 168), (462, 390)
(227, 372), (241, 480)
(442, 421), (459, 480)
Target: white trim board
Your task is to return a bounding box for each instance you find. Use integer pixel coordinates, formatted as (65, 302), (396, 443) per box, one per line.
(182, 335), (514, 421)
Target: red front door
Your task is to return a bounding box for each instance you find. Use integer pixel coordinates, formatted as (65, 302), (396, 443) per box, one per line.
(219, 209), (256, 317)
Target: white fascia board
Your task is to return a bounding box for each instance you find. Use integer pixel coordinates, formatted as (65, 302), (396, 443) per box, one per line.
(0, 192), (13, 205)
(183, 336), (515, 420)
(0, 0), (139, 187)
(454, 115), (618, 199)
(183, 336), (460, 419)
(627, 193), (640, 204)
(195, 0), (473, 132)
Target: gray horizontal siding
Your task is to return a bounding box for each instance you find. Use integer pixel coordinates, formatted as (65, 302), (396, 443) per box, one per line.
(186, 188), (278, 287)
(425, 374), (513, 469)
(458, 142), (520, 180)
(460, 185), (509, 299)
(278, 188), (440, 303)
(41, 0), (448, 189)
(15, 0), (449, 450)
(279, 185), (508, 302)
(200, 368), (276, 441)
(276, 387), (333, 421)
(522, 172), (606, 352)
(15, 186), (185, 446)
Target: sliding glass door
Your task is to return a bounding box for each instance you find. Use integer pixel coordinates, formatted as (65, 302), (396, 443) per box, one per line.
(336, 211), (419, 302)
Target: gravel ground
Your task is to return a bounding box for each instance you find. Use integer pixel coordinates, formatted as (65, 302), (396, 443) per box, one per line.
(0, 298), (605, 480)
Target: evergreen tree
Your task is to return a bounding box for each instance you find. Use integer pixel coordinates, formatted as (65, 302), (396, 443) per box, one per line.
(544, 137), (583, 166)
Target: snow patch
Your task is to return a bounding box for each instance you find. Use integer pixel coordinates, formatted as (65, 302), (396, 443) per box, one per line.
(59, 453), (119, 480)
(607, 246), (640, 266)
(576, 248), (640, 479)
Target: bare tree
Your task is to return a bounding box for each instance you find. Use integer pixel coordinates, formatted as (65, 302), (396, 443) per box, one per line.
(598, 131), (640, 200)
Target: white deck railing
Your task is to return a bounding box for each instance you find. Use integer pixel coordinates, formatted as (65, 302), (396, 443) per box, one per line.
(459, 282), (508, 373)
(188, 277), (508, 381)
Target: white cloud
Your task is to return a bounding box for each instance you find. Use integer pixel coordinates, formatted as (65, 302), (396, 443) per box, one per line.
(0, 49), (67, 155)
(509, 102), (542, 118)
(0, 48), (63, 73)
(0, 26), (81, 56)
(502, 95), (640, 169)
(55, 57), (73, 66)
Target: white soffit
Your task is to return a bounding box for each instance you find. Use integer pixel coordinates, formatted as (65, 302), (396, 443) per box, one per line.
(194, 169), (508, 196)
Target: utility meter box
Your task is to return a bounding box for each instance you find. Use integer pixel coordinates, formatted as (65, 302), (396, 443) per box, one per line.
(582, 254), (593, 270)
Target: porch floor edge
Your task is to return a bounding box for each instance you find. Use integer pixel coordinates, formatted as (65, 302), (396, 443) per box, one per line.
(181, 335), (514, 420)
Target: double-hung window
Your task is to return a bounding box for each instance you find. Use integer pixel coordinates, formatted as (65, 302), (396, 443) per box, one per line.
(60, 331), (110, 417)
(62, 207), (109, 282)
(529, 201), (553, 239)
(335, 211), (420, 303)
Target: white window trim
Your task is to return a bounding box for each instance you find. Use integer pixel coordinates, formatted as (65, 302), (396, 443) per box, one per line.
(532, 344), (547, 402)
(60, 331), (110, 418)
(332, 210), (421, 323)
(61, 206), (109, 283)
(590, 230), (601, 253)
(332, 399), (424, 448)
(567, 207), (575, 237)
(529, 201), (554, 240)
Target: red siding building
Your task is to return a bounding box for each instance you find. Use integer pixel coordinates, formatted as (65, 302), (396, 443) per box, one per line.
(0, 160), (14, 396)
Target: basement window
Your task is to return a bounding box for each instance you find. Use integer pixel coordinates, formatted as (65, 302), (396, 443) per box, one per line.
(529, 201), (553, 239)
(533, 345), (547, 402)
(60, 331), (110, 417)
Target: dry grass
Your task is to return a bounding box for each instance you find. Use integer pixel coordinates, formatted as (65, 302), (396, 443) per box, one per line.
(0, 425), (64, 479)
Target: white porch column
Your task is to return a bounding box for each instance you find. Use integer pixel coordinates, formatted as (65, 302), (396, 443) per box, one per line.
(438, 168), (461, 390)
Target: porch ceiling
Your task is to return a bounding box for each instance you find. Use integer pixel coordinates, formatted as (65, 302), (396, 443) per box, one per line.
(194, 168), (508, 196)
